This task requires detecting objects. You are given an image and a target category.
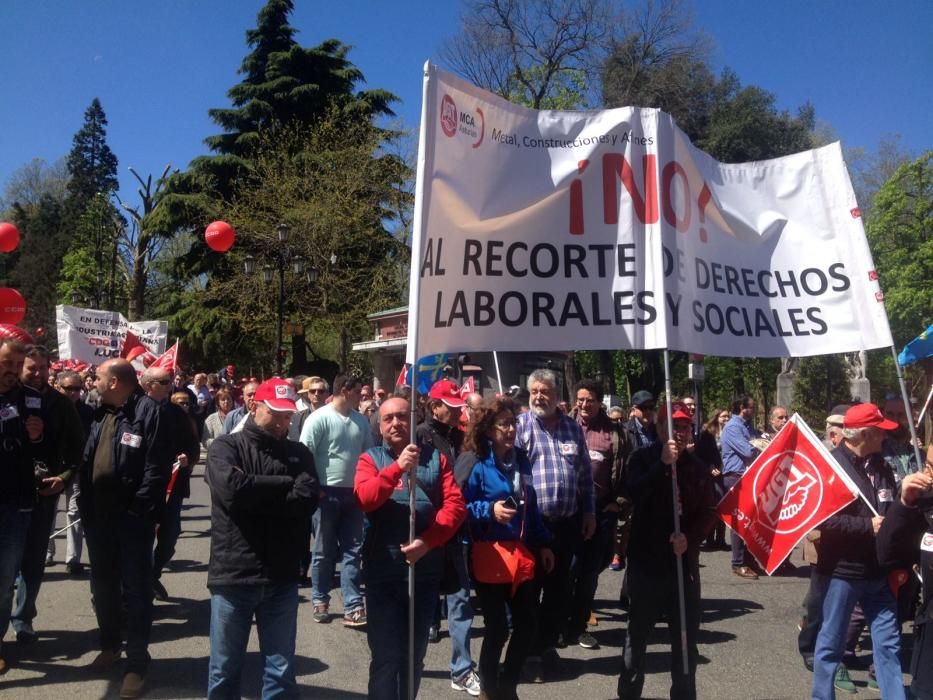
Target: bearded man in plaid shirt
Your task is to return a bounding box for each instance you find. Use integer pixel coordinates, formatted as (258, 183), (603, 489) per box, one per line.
(515, 368), (596, 682)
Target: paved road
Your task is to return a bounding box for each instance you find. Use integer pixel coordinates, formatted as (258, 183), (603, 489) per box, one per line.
(0, 463), (911, 699)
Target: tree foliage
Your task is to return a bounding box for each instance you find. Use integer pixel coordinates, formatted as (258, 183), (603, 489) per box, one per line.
(6, 195), (69, 338)
(154, 0), (397, 235)
(144, 0), (408, 372)
(866, 151), (932, 347)
(56, 193), (125, 309)
(0, 158), (69, 213)
(440, 0), (616, 109)
(159, 114), (410, 372)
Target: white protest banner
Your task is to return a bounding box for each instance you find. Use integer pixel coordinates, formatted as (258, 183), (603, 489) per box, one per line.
(56, 305), (168, 366)
(407, 64), (893, 359)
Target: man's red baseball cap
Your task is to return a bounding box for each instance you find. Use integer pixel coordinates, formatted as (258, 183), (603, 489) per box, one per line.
(254, 378), (298, 412)
(428, 379), (466, 408)
(843, 403), (898, 431)
(658, 401), (692, 422)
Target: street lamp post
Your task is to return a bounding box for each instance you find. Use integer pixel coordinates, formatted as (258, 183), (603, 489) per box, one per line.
(243, 223), (315, 377)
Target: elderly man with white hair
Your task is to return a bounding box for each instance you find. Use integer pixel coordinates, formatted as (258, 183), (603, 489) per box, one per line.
(514, 368), (596, 681)
(810, 403), (905, 700)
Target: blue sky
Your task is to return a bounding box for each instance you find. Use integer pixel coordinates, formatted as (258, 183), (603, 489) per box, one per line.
(1, 0), (930, 204)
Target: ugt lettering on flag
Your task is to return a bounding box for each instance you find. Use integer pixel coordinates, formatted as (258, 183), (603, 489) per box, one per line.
(718, 414), (859, 575)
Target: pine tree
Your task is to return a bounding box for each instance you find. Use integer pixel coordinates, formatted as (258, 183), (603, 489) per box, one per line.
(65, 98), (119, 213)
(149, 0), (408, 368)
(61, 98), (124, 311)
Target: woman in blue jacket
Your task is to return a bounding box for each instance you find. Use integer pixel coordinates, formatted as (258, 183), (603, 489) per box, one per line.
(454, 397), (553, 700)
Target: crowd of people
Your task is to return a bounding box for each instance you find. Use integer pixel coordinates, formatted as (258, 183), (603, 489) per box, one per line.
(0, 335), (931, 700)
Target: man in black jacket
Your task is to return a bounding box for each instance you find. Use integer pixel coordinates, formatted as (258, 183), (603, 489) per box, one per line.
(78, 359), (174, 699)
(877, 443), (933, 700)
(810, 403), (905, 700)
(11, 344), (84, 643)
(142, 366), (201, 601)
(416, 379), (478, 693)
(205, 378), (319, 699)
(617, 401), (717, 700)
(0, 338), (46, 675)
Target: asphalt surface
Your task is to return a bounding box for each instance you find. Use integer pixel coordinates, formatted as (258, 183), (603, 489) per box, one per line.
(0, 463), (913, 699)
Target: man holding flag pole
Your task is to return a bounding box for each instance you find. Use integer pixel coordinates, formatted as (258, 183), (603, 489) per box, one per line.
(618, 391), (717, 700)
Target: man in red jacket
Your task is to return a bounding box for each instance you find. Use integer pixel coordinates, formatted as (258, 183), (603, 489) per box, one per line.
(354, 397), (466, 700)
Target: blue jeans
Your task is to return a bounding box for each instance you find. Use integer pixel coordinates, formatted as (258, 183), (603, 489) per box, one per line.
(12, 494), (57, 632)
(84, 508), (157, 674)
(446, 541), (474, 680)
(153, 493), (184, 577)
(208, 583), (299, 699)
(311, 487), (363, 612)
(366, 578), (439, 700)
(0, 505), (32, 646)
(811, 575), (905, 700)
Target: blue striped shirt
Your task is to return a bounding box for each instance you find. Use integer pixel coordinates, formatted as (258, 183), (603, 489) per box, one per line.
(516, 411), (595, 519)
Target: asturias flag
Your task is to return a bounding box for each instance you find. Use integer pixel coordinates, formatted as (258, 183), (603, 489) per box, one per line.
(897, 323), (933, 366)
(398, 353), (452, 394)
(717, 414), (859, 575)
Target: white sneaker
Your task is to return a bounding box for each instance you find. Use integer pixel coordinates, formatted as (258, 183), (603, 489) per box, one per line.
(451, 669), (481, 696)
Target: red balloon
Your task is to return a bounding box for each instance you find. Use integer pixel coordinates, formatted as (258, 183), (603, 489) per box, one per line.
(0, 288), (26, 324)
(0, 323), (34, 344)
(205, 221), (236, 252)
(0, 222), (21, 253)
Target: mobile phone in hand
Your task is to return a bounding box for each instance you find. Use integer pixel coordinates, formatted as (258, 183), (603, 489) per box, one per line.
(503, 495), (520, 509)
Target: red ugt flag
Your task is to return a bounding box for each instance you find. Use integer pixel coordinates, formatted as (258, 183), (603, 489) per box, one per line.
(150, 341), (178, 372)
(717, 414), (858, 575)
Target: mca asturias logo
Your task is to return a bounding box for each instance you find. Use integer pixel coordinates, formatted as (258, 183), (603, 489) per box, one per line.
(439, 94), (484, 148)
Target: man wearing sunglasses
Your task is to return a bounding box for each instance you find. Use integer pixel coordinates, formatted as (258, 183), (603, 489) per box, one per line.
(50, 370), (94, 576)
(141, 368), (200, 602)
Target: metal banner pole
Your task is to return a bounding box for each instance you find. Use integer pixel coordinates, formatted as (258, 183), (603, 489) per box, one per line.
(915, 383), (933, 429)
(890, 347), (926, 470)
(663, 350), (690, 675)
(493, 350), (503, 394)
(403, 61), (436, 700)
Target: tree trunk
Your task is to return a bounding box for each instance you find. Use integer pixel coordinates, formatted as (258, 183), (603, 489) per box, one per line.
(129, 252), (146, 321)
(563, 352), (578, 402)
(598, 350), (616, 395)
(339, 326), (349, 371)
(733, 358), (746, 397)
(290, 330), (307, 375)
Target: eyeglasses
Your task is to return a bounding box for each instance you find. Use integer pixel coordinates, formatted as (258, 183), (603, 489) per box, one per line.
(152, 378), (172, 386)
(494, 420), (517, 430)
(575, 397), (597, 404)
(308, 389), (325, 394)
(61, 385), (82, 392)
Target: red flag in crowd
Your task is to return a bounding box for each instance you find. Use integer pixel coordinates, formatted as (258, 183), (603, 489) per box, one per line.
(120, 330), (148, 362)
(459, 376), (475, 398)
(395, 363), (408, 388)
(150, 341), (178, 372)
(717, 414), (859, 575)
